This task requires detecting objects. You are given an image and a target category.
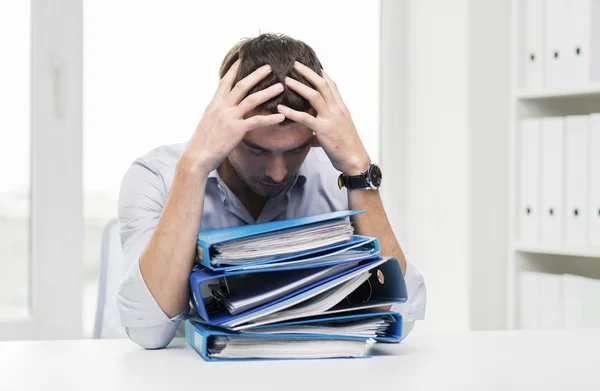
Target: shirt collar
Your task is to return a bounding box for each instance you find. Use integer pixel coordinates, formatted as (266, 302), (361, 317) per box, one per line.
(207, 166), (307, 190)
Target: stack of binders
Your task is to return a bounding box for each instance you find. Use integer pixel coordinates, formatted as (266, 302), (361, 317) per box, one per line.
(184, 210), (408, 361)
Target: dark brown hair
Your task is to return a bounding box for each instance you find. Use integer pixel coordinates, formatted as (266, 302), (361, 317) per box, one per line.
(219, 33), (323, 125)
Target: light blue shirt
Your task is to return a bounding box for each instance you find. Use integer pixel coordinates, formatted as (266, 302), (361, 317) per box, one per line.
(116, 142), (426, 349)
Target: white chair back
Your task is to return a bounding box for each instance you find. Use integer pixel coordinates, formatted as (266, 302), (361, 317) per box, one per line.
(93, 218), (128, 339)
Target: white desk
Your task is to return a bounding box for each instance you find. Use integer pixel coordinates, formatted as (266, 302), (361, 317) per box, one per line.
(1, 329), (598, 391)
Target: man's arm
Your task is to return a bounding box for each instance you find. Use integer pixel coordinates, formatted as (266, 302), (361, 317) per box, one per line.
(278, 62), (408, 273)
(117, 60), (287, 349)
(348, 189), (407, 275)
(138, 161), (208, 318)
(278, 62), (426, 335)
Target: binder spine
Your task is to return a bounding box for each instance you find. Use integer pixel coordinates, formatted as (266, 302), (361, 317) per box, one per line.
(185, 320), (211, 361)
(195, 242), (213, 266)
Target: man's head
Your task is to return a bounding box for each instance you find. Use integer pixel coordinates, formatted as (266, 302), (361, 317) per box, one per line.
(219, 33), (323, 197)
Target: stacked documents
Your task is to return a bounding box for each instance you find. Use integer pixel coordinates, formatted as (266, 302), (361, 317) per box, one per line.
(186, 210), (408, 361)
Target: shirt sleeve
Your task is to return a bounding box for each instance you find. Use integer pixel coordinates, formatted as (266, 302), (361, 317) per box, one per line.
(390, 260), (427, 341)
(116, 161), (189, 350)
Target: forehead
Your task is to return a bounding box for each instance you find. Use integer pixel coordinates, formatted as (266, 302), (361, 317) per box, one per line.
(243, 114), (313, 152)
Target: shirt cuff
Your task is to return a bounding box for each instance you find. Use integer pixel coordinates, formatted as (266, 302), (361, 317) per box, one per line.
(117, 256), (189, 328)
(390, 260), (427, 323)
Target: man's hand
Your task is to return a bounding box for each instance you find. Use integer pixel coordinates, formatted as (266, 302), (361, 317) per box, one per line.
(277, 61), (371, 176)
(182, 59), (285, 173)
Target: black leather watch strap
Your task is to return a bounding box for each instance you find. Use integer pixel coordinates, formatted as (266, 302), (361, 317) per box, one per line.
(338, 172), (368, 189)
(344, 174), (368, 189)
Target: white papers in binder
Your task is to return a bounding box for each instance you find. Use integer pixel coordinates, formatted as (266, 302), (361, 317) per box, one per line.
(222, 261), (359, 315)
(240, 316), (395, 338)
(234, 272), (371, 330)
(212, 219), (354, 265)
(207, 336), (375, 359)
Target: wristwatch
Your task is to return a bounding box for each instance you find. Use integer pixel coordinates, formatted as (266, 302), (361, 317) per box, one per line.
(337, 163), (382, 190)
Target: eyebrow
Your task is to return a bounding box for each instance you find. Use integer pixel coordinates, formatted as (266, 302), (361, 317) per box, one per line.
(243, 139), (312, 153)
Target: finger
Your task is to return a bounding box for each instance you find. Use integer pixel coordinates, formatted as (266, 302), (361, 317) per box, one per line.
(284, 76), (328, 114)
(241, 113), (285, 132)
(216, 59), (241, 97)
(322, 69), (349, 114)
(228, 64), (273, 105)
(277, 104), (318, 129)
(235, 83), (284, 117)
(293, 61), (337, 106)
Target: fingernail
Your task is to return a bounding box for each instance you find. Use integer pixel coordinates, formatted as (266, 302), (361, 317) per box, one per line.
(274, 83), (284, 91)
(277, 104), (285, 112)
(294, 61), (301, 68)
(264, 64), (272, 72)
(285, 76), (293, 84)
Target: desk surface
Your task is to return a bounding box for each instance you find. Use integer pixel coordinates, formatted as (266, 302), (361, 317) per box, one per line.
(1, 328), (598, 391)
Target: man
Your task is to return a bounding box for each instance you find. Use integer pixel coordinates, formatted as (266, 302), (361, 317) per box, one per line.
(117, 33), (426, 349)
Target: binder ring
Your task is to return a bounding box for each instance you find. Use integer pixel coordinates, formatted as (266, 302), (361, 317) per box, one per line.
(346, 279), (373, 304)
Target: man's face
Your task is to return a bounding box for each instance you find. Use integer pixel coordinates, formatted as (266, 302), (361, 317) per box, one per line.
(228, 111), (314, 198)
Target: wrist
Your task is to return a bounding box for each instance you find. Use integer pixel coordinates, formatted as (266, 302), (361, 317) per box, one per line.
(341, 154), (371, 176)
(177, 149), (214, 178)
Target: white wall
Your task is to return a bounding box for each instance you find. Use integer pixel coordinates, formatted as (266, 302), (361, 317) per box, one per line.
(467, 0), (509, 331)
(404, 0), (470, 332)
(381, 0), (508, 332)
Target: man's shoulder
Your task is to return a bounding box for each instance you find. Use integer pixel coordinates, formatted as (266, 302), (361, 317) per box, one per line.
(132, 142), (187, 174)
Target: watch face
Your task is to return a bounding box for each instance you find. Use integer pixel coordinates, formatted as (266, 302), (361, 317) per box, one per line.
(368, 164), (382, 189)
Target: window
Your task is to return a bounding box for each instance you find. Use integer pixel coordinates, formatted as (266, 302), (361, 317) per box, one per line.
(83, 0), (380, 337)
(0, 1), (31, 321)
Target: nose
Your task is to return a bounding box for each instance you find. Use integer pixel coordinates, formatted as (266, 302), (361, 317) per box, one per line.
(265, 155), (288, 183)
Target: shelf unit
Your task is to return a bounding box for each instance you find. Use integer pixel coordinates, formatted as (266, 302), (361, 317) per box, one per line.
(507, 0), (600, 329)
(515, 84), (600, 100)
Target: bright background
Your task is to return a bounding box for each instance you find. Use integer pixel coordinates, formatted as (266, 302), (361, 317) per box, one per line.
(0, 0), (380, 338)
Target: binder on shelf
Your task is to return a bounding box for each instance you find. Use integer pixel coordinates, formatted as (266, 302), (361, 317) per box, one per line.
(540, 117), (565, 245)
(519, 119), (541, 243)
(520, 271), (540, 329)
(565, 115), (590, 247)
(563, 273), (585, 329)
(545, 0), (568, 87)
(539, 272), (563, 329)
(590, 114), (600, 247)
(522, 0), (545, 88)
(184, 310), (403, 361)
(565, 0), (600, 85)
(582, 276), (600, 327)
(195, 210), (370, 271)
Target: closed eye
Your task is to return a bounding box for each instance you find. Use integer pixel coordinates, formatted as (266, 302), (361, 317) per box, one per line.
(287, 145), (310, 155)
(247, 148), (266, 156)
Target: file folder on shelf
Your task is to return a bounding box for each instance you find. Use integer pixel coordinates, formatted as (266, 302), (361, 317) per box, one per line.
(565, 115), (589, 247)
(522, 0), (545, 88)
(184, 310), (403, 361)
(540, 117), (565, 244)
(519, 119), (541, 243)
(590, 114), (600, 247)
(195, 210), (365, 271)
(545, 0), (568, 87)
(565, 0), (600, 85)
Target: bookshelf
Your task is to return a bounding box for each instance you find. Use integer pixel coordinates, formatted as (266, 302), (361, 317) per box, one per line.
(507, 0), (600, 329)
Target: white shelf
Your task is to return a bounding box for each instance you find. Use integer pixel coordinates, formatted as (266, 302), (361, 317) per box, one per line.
(513, 242), (600, 259)
(515, 84), (600, 100)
